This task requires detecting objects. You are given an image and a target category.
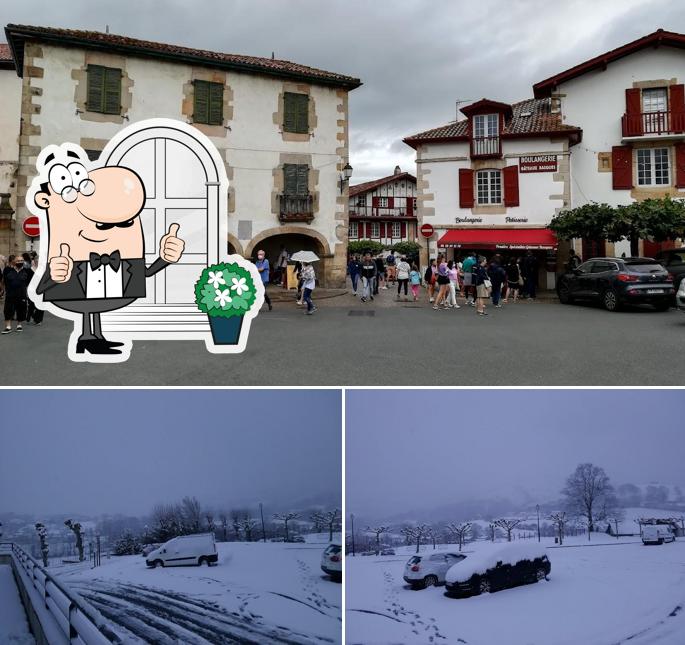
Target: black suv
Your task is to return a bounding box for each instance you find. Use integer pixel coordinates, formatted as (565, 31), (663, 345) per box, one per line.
(556, 257), (674, 311)
(654, 248), (685, 290)
(444, 547), (551, 598)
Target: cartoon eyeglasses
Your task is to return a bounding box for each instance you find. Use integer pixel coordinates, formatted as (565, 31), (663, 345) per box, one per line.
(48, 162), (96, 203)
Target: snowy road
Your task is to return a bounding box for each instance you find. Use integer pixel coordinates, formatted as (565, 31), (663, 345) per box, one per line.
(346, 536), (685, 645)
(55, 542), (341, 644)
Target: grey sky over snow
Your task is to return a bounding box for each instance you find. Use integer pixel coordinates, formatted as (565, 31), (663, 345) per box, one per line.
(346, 390), (685, 518)
(2, 1), (685, 181)
(0, 390), (341, 516)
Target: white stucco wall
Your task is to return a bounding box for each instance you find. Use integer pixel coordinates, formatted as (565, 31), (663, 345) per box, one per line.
(23, 44), (347, 261)
(0, 66), (21, 200)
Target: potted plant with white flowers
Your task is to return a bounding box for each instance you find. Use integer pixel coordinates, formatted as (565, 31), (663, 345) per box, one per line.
(195, 260), (262, 347)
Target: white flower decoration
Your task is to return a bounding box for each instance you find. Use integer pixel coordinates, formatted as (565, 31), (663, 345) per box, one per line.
(207, 270), (226, 289)
(230, 276), (249, 296)
(214, 288), (232, 307)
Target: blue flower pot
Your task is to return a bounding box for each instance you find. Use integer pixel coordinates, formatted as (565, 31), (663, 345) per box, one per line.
(208, 315), (244, 345)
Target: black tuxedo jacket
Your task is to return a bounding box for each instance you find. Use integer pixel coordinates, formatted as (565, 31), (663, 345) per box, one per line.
(36, 257), (169, 302)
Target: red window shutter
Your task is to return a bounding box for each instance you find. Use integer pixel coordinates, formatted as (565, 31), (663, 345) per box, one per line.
(675, 142), (685, 188)
(406, 196), (413, 215)
(612, 146), (633, 189)
(401, 222), (407, 237)
(503, 165), (519, 207)
(459, 168), (474, 208)
(387, 197), (394, 208)
(670, 84), (685, 133)
(371, 196), (379, 208)
(625, 88), (642, 136)
(381, 222), (387, 237)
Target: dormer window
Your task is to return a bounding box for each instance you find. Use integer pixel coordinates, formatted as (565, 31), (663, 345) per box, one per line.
(474, 114), (499, 138)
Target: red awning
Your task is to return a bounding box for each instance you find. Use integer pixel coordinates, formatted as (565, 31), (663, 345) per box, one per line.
(437, 228), (557, 250)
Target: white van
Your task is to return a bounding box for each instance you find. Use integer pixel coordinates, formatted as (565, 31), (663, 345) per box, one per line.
(321, 544), (342, 580)
(146, 533), (218, 567)
(642, 525), (676, 545)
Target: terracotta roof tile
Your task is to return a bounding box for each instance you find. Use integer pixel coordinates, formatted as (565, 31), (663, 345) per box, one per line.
(0, 43), (11, 60)
(4, 24), (361, 88)
(404, 98), (580, 146)
(349, 171), (416, 197)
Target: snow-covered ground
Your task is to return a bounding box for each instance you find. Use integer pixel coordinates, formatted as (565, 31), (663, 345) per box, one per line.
(0, 564), (35, 644)
(51, 540), (341, 644)
(346, 535), (685, 645)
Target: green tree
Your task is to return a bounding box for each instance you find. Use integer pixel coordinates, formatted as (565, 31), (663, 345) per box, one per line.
(348, 239), (385, 256)
(391, 241), (422, 257)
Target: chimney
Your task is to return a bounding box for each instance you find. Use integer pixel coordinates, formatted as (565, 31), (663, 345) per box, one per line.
(393, 165), (401, 175)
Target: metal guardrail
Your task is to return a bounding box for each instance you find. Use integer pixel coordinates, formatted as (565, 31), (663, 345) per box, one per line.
(0, 542), (121, 644)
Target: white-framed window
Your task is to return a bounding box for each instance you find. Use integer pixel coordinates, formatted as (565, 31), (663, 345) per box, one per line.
(637, 147), (670, 186)
(642, 88), (667, 113)
(474, 113), (499, 138)
(348, 221), (358, 238)
(370, 221), (380, 237)
(356, 195), (366, 207)
(378, 196), (389, 208)
(391, 221), (401, 237)
(476, 169), (502, 204)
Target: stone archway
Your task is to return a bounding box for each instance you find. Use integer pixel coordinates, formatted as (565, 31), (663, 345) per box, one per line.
(226, 232), (244, 257)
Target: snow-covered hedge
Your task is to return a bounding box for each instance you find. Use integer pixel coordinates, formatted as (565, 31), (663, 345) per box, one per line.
(445, 543), (548, 583)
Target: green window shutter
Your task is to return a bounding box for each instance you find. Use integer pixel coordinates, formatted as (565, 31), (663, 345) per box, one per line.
(296, 164), (309, 194)
(284, 92), (309, 133)
(284, 164), (298, 194)
(86, 65), (105, 112)
(208, 82), (224, 125)
(194, 80), (210, 124)
(103, 67), (122, 114)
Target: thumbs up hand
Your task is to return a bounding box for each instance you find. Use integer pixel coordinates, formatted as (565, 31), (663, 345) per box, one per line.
(49, 243), (74, 283)
(160, 223), (185, 263)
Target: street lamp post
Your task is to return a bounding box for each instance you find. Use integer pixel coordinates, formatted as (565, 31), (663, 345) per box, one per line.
(536, 504), (540, 542)
(339, 162), (353, 194)
(259, 502), (266, 543)
(350, 513), (355, 556)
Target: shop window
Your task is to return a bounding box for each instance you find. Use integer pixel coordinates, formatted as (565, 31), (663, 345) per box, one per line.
(637, 148), (670, 186)
(86, 65), (122, 114)
(193, 80), (224, 125)
(476, 169), (502, 204)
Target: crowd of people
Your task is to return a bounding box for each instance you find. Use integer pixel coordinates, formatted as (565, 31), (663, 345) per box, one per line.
(347, 249), (542, 316)
(1, 251), (44, 334)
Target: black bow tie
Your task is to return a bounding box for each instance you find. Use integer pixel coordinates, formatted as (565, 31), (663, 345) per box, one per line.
(89, 251), (121, 271)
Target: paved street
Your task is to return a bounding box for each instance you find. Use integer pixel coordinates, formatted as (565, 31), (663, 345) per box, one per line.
(2, 288), (685, 386)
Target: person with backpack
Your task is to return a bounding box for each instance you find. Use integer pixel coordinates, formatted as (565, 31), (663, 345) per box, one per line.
(374, 253), (386, 293)
(395, 255), (411, 301)
(446, 260), (461, 309)
(503, 257), (522, 303)
(409, 263), (421, 301)
(489, 254), (507, 308)
(522, 250), (539, 300)
(474, 256), (491, 316)
(385, 250), (397, 286)
(424, 258), (437, 303)
(2, 255), (31, 334)
(348, 254), (362, 296)
(360, 252), (377, 303)
(461, 252), (477, 306)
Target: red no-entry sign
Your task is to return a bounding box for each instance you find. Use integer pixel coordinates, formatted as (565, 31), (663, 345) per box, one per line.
(22, 216), (40, 237)
(420, 223), (434, 238)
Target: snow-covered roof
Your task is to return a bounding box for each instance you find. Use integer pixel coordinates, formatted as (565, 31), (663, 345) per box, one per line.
(445, 542), (548, 583)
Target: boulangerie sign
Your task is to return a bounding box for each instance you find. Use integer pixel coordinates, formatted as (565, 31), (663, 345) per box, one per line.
(519, 155), (558, 173)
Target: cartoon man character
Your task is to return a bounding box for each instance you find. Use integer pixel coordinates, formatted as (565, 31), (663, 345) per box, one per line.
(32, 145), (185, 356)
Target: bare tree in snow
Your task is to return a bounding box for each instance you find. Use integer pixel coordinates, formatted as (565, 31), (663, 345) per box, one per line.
(562, 463), (619, 540)
(273, 512), (300, 542)
(549, 512), (566, 545)
(364, 526), (389, 554)
(35, 523), (49, 567)
(64, 519), (84, 561)
(493, 518), (521, 542)
(181, 496), (203, 533)
(470, 523), (483, 542)
(318, 509), (341, 541)
(218, 512), (228, 542)
(240, 517), (257, 542)
(446, 522), (472, 551)
(488, 523), (496, 542)
(401, 524), (430, 553)
(205, 511), (215, 534)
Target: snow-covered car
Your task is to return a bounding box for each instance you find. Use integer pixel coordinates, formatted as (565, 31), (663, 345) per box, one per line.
(141, 543), (161, 557)
(445, 543), (550, 597)
(380, 548), (395, 556)
(642, 525), (676, 545)
(403, 551), (466, 589)
(676, 279), (685, 312)
(289, 535), (306, 543)
(145, 533), (218, 568)
(321, 543), (342, 580)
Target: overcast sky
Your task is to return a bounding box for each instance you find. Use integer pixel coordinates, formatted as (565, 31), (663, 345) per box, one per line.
(3, 0), (685, 182)
(0, 389), (341, 515)
(346, 389), (685, 518)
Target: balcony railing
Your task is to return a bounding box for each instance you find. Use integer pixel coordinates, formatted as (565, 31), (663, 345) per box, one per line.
(471, 135), (501, 158)
(279, 194), (314, 223)
(622, 110), (685, 137)
(349, 207), (416, 219)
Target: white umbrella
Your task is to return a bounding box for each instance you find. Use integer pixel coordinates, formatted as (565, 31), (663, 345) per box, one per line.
(290, 250), (320, 262)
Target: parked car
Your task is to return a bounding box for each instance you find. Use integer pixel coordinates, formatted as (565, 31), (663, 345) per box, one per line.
(289, 536), (306, 543)
(403, 551), (466, 589)
(556, 257), (674, 311)
(642, 525), (676, 545)
(145, 533), (218, 568)
(380, 548), (396, 556)
(654, 248), (685, 290)
(676, 279), (685, 312)
(444, 543), (550, 598)
(321, 543), (342, 580)
(141, 543), (161, 557)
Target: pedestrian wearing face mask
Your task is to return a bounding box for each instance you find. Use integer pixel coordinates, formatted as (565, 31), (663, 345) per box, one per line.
(254, 249), (273, 311)
(3, 254), (32, 334)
